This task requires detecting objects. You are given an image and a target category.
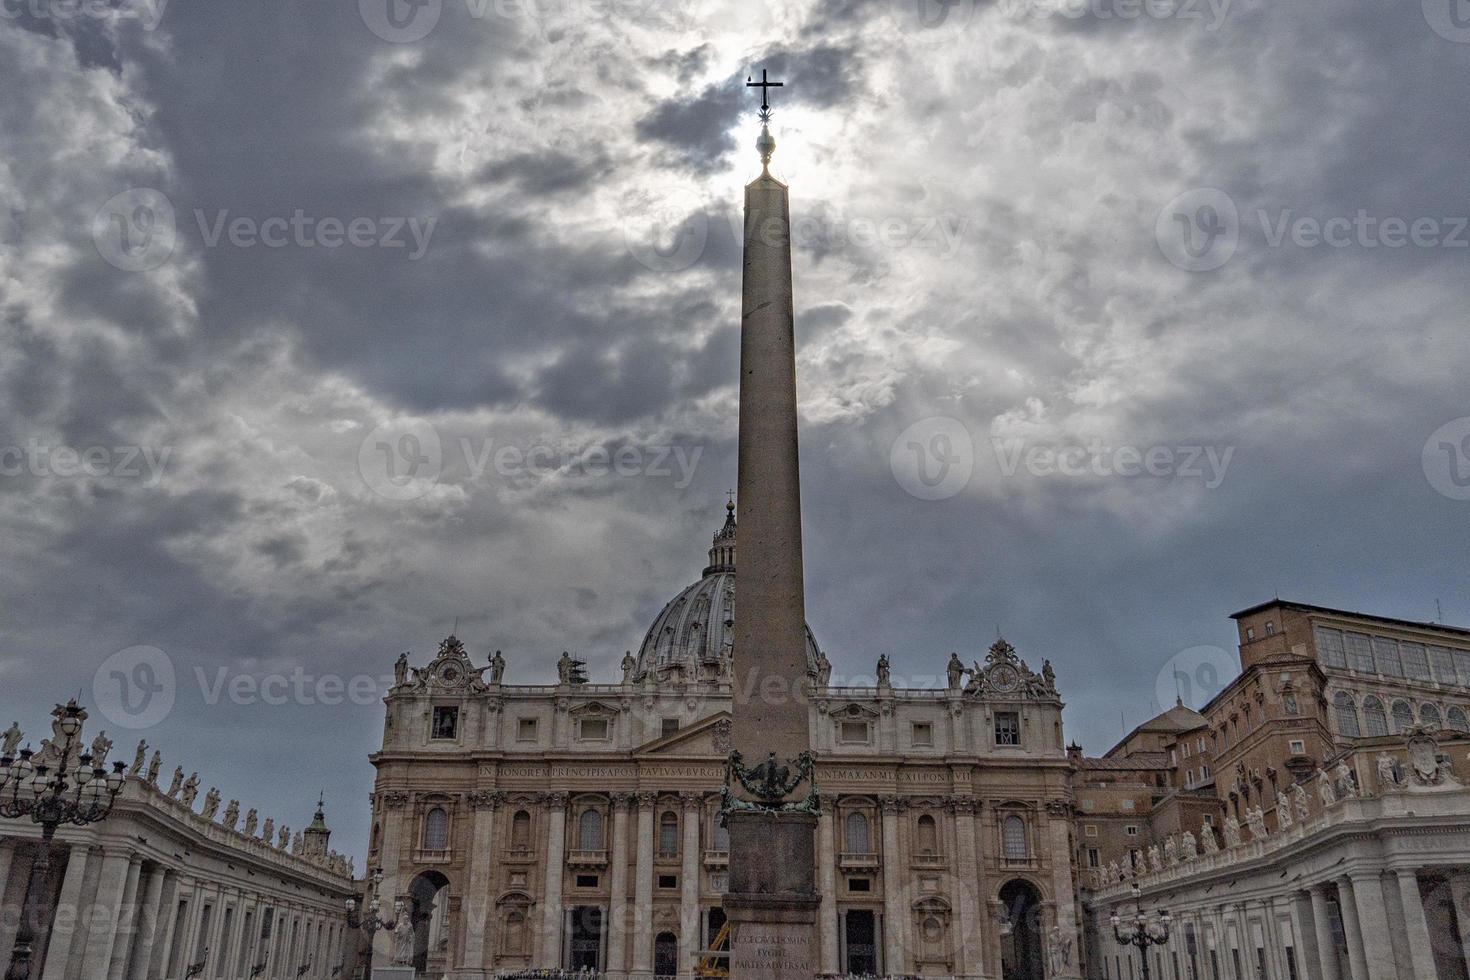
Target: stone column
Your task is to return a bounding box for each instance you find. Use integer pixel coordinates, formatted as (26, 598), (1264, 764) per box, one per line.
(460, 792), (501, 976)
(146, 872), (183, 980)
(678, 795), (701, 980)
(816, 802), (839, 975)
(1334, 877), (1369, 980)
(607, 794), (633, 978)
(1393, 870), (1437, 980)
(39, 843), (92, 980)
(1045, 802), (1082, 979)
(538, 793), (568, 968)
(1348, 872), (1399, 980)
(106, 854), (145, 980)
(952, 799), (983, 979)
(81, 846), (133, 978)
(1308, 886), (1341, 980)
(631, 793), (656, 980)
(127, 867), (168, 980)
(1450, 874), (1470, 975)
(0, 839), (17, 958)
(880, 797), (904, 974)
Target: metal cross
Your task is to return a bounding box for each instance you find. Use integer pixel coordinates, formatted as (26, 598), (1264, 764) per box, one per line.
(746, 69), (784, 113)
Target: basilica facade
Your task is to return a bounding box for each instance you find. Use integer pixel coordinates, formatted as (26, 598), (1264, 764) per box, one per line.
(365, 505), (1082, 979)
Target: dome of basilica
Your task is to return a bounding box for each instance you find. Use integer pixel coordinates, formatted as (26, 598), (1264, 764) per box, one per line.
(632, 501), (823, 683)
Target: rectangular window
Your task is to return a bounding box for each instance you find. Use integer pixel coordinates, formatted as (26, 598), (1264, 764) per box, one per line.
(1125, 825), (1139, 836)
(661, 718), (680, 737)
(911, 722), (933, 747)
(431, 706), (459, 740)
(1372, 636), (1404, 677)
(1427, 645), (1458, 685)
(1456, 650), (1470, 686)
(578, 718), (609, 741)
(657, 874), (678, 889)
(840, 721), (870, 744)
(1121, 800), (1135, 811)
(1344, 632), (1375, 673)
(516, 718), (538, 741)
(575, 874), (599, 888)
(994, 712), (1020, 746)
(1313, 625), (1345, 666)
(1399, 641), (1431, 681)
(1084, 824), (1098, 838)
(1087, 848), (1100, 868)
(1289, 739), (1305, 755)
(847, 877), (871, 892)
(1202, 763), (1211, 778)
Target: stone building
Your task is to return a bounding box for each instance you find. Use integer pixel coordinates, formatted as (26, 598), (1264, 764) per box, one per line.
(1079, 599), (1470, 979)
(0, 716), (354, 980)
(365, 506), (1084, 979)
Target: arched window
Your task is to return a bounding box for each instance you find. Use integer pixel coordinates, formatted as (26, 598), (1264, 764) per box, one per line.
(370, 822), (381, 853)
(1421, 703), (1442, 728)
(1333, 692), (1360, 738)
(1002, 815), (1028, 860)
(1362, 697), (1389, 737)
(423, 807), (448, 850)
(578, 809), (603, 851)
(512, 810), (531, 849)
(713, 820), (730, 852)
(845, 812), (870, 853)
(1392, 700), (1415, 732)
(658, 812), (679, 857)
(1447, 706), (1468, 732)
(916, 814), (938, 856)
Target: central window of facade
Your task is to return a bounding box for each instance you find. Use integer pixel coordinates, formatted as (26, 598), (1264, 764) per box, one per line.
(424, 807), (449, 850)
(578, 809), (604, 850)
(1002, 815), (1027, 860)
(846, 811), (870, 853)
(658, 812), (679, 857)
(995, 712), (1020, 746)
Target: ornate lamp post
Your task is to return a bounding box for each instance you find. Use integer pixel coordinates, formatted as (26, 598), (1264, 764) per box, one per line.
(343, 870), (402, 979)
(0, 700), (127, 980)
(1110, 883), (1173, 980)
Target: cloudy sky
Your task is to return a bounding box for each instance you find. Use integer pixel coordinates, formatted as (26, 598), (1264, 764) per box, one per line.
(3, 0), (1470, 856)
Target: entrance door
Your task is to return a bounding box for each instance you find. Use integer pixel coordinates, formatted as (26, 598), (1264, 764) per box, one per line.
(654, 931), (678, 977)
(569, 906), (603, 971)
(844, 910), (878, 974)
(998, 879), (1044, 980)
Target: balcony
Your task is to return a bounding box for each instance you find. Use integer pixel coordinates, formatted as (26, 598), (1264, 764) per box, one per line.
(504, 846), (536, 864)
(839, 851), (880, 871)
(413, 847), (452, 864)
(912, 852), (944, 868)
(999, 855), (1041, 871)
(567, 849), (608, 869)
(703, 849), (729, 868)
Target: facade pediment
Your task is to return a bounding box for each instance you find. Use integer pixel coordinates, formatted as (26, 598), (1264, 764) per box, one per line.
(632, 713), (731, 757)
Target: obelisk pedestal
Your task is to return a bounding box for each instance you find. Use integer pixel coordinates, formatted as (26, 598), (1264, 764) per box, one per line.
(724, 93), (820, 980)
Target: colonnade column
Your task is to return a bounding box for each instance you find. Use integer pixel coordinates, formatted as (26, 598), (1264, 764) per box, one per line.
(538, 793), (568, 969)
(1307, 886), (1340, 980)
(1347, 872), (1398, 980)
(1333, 877), (1368, 980)
(1394, 870), (1437, 980)
(606, 793), (633, 978)
(631, 793), (656, 980)
(39, 843), (93, 980)
(1451, 874), (1470, 974)
(106, 854), (144, 980)
(951, 798), (982, 979)
(0, 840), (17, 957)
(879, 796), (904, 975)
(461, 791), (501, 976)
(816, 801), (839, 975)
(80, 846), (133, 977)
(677, 794), (701, 980)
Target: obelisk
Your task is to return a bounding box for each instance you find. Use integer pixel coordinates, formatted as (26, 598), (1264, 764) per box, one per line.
(725, 70), (820, 980)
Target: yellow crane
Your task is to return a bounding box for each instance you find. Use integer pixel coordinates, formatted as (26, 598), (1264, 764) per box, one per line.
(694, 921), (731, 978)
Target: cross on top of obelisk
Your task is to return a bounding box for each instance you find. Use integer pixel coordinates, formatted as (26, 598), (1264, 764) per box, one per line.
(746, 68), (783, 121)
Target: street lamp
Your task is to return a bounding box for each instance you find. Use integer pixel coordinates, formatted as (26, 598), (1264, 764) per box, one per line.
(344, 870), (402, 978)
(0, 700), (127, 980)
(1110, 883), (1173, 980)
